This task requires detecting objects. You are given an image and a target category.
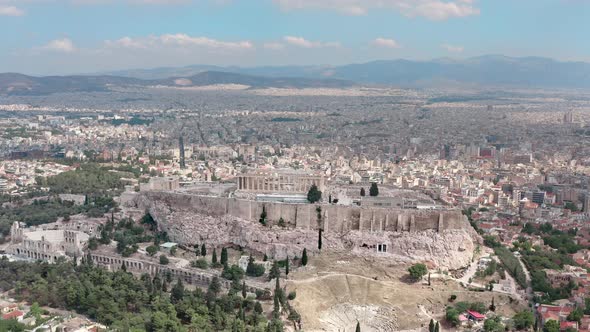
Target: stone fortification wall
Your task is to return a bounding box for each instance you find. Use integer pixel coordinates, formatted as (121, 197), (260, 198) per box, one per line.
(134, 192), (479, 270)
(137, 192), (467, 235)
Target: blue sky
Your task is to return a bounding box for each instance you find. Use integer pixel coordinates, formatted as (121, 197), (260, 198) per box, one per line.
(0, 0), (589, 75)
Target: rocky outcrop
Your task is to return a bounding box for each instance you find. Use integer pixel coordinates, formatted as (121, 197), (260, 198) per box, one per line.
(136, 193), (479, 270)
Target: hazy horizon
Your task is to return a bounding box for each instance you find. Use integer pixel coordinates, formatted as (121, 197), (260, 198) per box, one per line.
(1, 0), (588, 75)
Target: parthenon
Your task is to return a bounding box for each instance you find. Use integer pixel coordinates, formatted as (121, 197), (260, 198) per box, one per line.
(237, 169), (325, 193)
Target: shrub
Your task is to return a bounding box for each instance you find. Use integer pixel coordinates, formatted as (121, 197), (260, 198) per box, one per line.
(408, 263), (428, 281)
(287, 291), (296, 300)
(192, 258), (209, 269)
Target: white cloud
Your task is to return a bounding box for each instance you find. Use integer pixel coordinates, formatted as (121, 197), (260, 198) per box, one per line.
(105, 36), (147, 49)
(283, 36), (340, 48)
(159, 34), (254, 49)
(441, 43), (464, 53)
(273, 0), (480, 20)
(0, 5), (24, 16)
(372, 37), (400, 48)
(104, 34), (254, 51)
(70, 0), (192, 4)
(41, 38), (76, 53)
(263, 42), (285, 50)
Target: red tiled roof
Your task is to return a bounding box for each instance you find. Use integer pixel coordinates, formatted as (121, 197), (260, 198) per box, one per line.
(467, 310), (486, 320)
(2, 310), (24, 320)
(561, 321), (577, 329)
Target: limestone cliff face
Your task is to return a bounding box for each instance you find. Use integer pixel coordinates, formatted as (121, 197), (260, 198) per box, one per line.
(136, 193), (479, 270)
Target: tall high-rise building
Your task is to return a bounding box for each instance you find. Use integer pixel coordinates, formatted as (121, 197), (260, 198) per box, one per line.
(584, 193), (590, 214)
(179, 136), (186, 169)
(563, 111), (574, 124)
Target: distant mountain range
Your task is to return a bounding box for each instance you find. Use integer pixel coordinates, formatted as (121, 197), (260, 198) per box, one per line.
(0, 71), (353, 96)
(104, 55), (590, 89)
(1, 55), (589, 95)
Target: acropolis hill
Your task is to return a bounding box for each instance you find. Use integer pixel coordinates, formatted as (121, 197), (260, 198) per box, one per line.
(131, 180), (479, 270)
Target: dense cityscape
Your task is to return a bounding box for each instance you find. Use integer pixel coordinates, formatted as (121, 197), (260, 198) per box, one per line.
(0, 84), (588, 331)
(1, 1), (590, 331)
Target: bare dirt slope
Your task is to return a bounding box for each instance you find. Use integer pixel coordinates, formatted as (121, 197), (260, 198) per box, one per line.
(286, 252), (526, 332)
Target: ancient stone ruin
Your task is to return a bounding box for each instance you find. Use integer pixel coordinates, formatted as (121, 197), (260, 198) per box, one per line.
(135, 192), (479, 270)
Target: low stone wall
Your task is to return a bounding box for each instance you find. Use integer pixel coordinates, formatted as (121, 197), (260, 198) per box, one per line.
(137, 192), (467, 235)
(88, 252), (268, 293)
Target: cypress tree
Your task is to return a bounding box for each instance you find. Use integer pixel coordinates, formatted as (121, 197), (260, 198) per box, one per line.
(201, 244), (207, 256)
(221, 247), (228, 266)
(285, 256), (290, 275)
(360, 188), (366, 196)
(429, 319), (435, 332)
(301, 248), (308, 266)
(255, 301), (263, 314)
(242, 281), (247, 298)
(269, 261), (280, 281)
(318, 228), (323, 250)
(434, 322), (440, 332)
(356, 321), (361, 332)
(171, 278), (185, 304)
(369, 182), (379, 196)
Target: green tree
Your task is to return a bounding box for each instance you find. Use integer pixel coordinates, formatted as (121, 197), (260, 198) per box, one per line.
(29, 302), (42, 321)
(307, 184), (322, 203)
(429, 319), (435, 332)
(170, 278), (185, 304)
(0, 319), (25, 332)
(146, 245), (158, 256)
(192, 258), (208, 269)
(434, 322), (440, 332)
(513, 310), (535, 330)
(567, 307), (583, 323)
(159, 255), (169, 265)
(356, 321), (361, 332)
(301, 248), (308, 266)
(254, 301), (263, 314)
(221, 247), (228, 267)
(564, 201), (578, 212)
(259, 206), (267, 226)
(269, 261), (280, 281)
(543, 320), (560, 332)
(88, 237), (99, 250)
(369, 182), (379, 197)
(201, 244), (207, 256)
(408, 263), (428, 281)
(484, 317), (504, 332)
(246, 255), (265, 277)
(446, 307), (460, 326)
(285, 257), (290, 275)
(360, 188), (366, 197)
(208, 276), (221, 297)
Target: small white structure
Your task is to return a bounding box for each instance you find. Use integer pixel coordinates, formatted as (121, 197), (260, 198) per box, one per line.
(159, 242), (178, 254)
(238, 255), (272, 272)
